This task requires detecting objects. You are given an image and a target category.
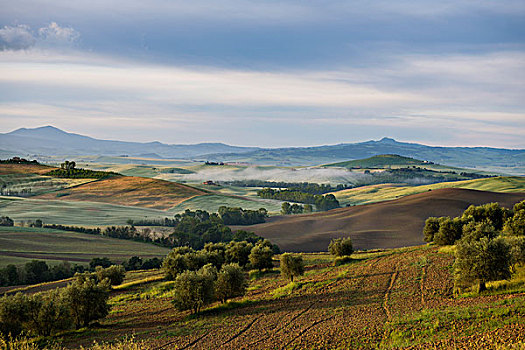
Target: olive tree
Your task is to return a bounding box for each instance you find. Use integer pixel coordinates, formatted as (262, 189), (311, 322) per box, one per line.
(95, 265), (126, 286)
(280, 253), (304, 282)
(171, 267), (215, 314)
(249, 243), (274, 271)
(454, 237), (511, 293)
(26, 289), (71, 336)
(423, 217), (441, 242)
(434, 217), (463, 246)
(328, 237), (354, 257)
(0, 293), (29, 336)
(215, 263), (247, 303)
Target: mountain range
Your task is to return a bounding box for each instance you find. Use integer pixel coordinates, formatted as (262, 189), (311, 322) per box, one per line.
(1, 126), (524, 173)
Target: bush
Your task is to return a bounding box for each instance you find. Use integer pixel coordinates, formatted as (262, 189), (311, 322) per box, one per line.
(171, 267), (215, 314)
(95, 265), (126, 286)
(328, 237), (354, 257)
(454, 236), (511, 293)
(280, 253), (304, 282)
(89, 257), (113, 270)
(215, 263), (247, 303)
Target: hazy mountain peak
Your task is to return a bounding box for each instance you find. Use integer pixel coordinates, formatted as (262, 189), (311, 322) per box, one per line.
(378, 137), (397, 143)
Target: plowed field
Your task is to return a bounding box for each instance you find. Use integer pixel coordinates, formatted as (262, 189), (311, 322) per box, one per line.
(61, 246), (525, 349)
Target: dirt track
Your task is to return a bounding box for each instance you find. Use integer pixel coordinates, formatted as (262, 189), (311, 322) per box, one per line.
(233, 188), (525, 252)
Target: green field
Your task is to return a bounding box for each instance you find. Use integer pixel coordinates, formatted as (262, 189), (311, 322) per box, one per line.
(0, 174), (93, 196)
(333, 176), (525, 206)
(0, 196), (171, 226)
(0, 226), (171, 267)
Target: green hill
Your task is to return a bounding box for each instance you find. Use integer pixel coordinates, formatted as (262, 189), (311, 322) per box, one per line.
(325, 154), (431, 169)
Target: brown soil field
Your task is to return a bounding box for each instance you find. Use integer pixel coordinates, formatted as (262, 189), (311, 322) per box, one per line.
(233, 188), (525, 252)
(0, 163), (55, 175)
(61, 246), (525, 349)
(35, 176), (206, 209)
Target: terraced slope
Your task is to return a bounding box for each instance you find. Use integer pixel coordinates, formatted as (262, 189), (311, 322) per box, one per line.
(35, 176), (206, 210)
(235, 188), (525, 252)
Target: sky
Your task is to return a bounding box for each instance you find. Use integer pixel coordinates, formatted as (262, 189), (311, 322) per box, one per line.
(0, 0), (524, 148)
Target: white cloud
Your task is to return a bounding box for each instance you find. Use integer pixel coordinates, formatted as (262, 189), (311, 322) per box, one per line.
(0, 25), (35, 50)
(0, 23), (79, 51)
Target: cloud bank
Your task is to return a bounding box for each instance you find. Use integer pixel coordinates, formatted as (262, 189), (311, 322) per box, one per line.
(0, 22), (79, 51)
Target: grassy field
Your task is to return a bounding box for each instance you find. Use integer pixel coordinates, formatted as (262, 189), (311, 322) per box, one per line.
(0, 196), (172, 226)
(0, 173), (94, 196)
(0, 226), (170, 267)
(56, 244), (525, 349)
(332, 176), (525, 206)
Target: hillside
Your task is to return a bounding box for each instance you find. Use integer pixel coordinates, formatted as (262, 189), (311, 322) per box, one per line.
(234, 188), (525, 252)
(324, 154), (432, 168)
(60, 245), (525, 349)
(333, 176), (525, 206)
(0, 226), (170, 268)
(35, 175), (206, 210)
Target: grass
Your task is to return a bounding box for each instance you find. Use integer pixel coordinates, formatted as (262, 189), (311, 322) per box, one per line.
(332, 176), (525, 206)
(0, 174), (94, 196)
(0, 196), (172, 225)
(0, 226), (170, 267)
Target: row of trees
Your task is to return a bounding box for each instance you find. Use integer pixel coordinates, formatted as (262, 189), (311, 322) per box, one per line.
(218, 206), (267, 225)
(423, 200), (525, 292)
(0, 265), (126, 337)
(226, 180), (351, 194)
(0, 216), (13, 226)
(257, 189), (340, 211)
(46, 167), (119, 179)
(281, 202), (313, 215)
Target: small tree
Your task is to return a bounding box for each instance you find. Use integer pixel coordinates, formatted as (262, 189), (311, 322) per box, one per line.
(95, 265), (126, 286)
(26, 289), (71, 336)
(172, 268), (215, 314)
(215, 263), (247, 303)
(225, 241), (253, 267)
(509, 237), (525, 272)
(454, 237), (511, 293)
(89, 257), (112, 270)
(0, 293), (29, 337)
(62, 275), (110, 329)
(280, 253), (304, 282)
(249, 243), (274, 271)
(281, 202), (291, 215)
(503, 209), (525, 236)
(434, 217), (463, 246)
(328, 237), (354, 257)
(423, 217), (441, 242)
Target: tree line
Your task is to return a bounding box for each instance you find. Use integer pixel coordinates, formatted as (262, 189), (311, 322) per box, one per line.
(257, 188), (340, 211)
(423, 200), (525, 292)
(225, 180), (351, 194)
(45, 167), (120, 179)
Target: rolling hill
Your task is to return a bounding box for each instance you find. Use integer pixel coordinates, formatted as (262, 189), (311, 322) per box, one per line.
(234, 188), (525, 252)
(34, 175), (206, 210)
(324, 154), (434, 169)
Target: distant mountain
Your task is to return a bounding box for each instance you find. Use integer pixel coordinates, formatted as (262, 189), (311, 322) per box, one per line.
(204, 137), (525, 173)
(0, 126), (260, 159)
(1, 127), (524, 174)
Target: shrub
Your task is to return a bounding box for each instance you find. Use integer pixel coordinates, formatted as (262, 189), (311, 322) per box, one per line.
(328, 237), (354, 257)
(95, 265), (126, 286)
(172, 267), (215, 314)
(215, 263), (247, 303)
(280, 253), (304, 282)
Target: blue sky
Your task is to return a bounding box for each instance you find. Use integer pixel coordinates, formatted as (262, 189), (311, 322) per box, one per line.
(0, 0), (524, 148)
